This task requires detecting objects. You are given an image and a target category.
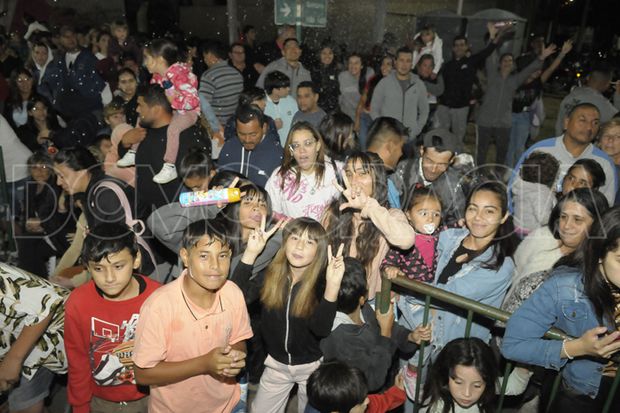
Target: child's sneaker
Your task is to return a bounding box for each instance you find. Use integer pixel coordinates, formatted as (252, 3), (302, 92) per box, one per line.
(402, 364), (420, 401)
(153, 162), (178, 184)
(117, 150), (136, 167)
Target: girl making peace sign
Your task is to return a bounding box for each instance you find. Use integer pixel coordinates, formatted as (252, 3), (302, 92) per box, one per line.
(234, 217), (346, 413)
(323, 152), (415, 301)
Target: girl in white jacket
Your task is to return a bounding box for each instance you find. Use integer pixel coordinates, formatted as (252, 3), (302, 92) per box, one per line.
(412, 26), (444, 75)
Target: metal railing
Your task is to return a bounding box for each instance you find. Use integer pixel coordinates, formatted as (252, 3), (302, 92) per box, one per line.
(377, 275), (620, 413)
(0, 146), (16, 256)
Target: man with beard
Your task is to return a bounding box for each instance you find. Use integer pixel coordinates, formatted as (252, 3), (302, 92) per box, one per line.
(510, 102), (617, 206)
(119, 84), (210, 211)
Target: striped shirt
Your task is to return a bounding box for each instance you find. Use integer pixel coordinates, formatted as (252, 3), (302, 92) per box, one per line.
(199, 61), (244, 124)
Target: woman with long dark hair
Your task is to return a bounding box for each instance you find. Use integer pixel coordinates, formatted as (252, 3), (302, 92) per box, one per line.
(53, 146), (157, 276)
(398, 181), (518, 398)
(266, 122), (342, 221)
(338, 53), (374, 121)
(5, 67), (36, 130)
(502, 188), (609, 314)
(310, 41), (341, 114)
(17, 151), (76, 277)
(355, 54), (393, 149)
(16, 95), (63, 152)
(322, 151), (414, 301)
(318, 112), (359, 162)
(502, 207), (620, 411)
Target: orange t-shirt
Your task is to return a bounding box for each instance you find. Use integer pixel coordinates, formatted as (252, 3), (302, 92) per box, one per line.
(132, 272), (253, 412)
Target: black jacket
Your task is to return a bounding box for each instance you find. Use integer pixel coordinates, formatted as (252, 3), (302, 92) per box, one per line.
(439, 42), (497, 108)
(260, 272), (337, 366)
(120, 123), (210, 211)
(320, 303), (417, 391)
(311, 63), (340, 113)
(24, 177), (76, 252)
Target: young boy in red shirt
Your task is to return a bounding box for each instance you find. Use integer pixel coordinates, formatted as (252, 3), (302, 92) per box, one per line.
(132, 218), (253, 413)
(306, 361), (406, 413)
(64, 223), (160, 413)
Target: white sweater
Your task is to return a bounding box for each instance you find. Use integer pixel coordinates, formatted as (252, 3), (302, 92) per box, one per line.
(265, 159), (342, 221)
(504, 226), (563, 301)
(0, 114), (32, 182)
(412, 33), (444, 74)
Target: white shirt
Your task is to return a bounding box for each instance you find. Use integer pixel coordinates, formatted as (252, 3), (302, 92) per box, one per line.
(65, 51), (79, 70)
(264, 94), (298, 146)
(266, 158), (342, 221)
(0, 114), (32, 182)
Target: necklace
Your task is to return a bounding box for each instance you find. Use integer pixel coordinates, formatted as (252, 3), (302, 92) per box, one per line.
(180, 289), (199, 321)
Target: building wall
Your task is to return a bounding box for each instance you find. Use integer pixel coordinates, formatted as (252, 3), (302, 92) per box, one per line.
(42, 0), (524, 51)
(46, 0), (125, 24)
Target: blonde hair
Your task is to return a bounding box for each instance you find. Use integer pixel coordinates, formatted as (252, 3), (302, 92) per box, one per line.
(261, 217), (328, 318)
(103, 99), (124, 119)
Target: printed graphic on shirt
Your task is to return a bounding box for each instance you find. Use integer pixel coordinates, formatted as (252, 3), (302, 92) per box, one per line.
(90, 314), (140, 386)
(280, 172), (330, 219)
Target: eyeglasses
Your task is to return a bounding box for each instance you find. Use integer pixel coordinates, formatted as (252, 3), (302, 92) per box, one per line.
(601, 134), (620, 141)
(16, 77), (31, 83)
(289, 139), (316, 152)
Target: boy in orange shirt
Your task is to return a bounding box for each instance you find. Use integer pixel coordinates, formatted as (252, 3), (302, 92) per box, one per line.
(132, 218), (252, 412)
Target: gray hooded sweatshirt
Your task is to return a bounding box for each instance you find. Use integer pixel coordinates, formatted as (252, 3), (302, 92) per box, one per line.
(147, 202), (282, 276)
(256, 57), (312, 96)
(477, 53), (543, 128)
(370, 71), (429, 140)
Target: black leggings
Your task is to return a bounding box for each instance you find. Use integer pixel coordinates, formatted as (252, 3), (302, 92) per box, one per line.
(540, 373), (620, 412)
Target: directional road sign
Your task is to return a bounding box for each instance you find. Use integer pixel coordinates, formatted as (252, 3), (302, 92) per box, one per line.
(274, 0), (327, 28)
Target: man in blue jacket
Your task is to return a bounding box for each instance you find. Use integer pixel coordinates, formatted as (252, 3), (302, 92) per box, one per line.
(218, 104), (283, 187)
(54, 25), (106, 120)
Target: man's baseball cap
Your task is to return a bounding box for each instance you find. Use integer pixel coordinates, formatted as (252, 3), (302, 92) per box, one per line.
(422, 128), (459, 154)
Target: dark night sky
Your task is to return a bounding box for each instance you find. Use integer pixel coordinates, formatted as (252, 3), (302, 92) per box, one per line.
(543, 0), (620, 51)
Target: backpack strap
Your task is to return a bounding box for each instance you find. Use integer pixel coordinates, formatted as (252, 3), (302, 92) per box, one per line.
(93, 181), (158, 277)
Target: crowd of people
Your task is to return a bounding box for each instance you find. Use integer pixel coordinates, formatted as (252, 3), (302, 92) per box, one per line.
(2, 13), (620, 413)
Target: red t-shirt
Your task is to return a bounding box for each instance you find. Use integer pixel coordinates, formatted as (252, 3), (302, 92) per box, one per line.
(367, 386), (407, 413)
(64, 275), (160, 413)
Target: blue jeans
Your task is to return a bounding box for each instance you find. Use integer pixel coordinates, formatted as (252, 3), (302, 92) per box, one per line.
(506, 112), (532, 169)
(231, 400), (246, 413)
(358, 112), (373, 151)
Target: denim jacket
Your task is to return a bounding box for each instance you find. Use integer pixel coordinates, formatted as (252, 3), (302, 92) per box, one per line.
(398, 228), (514, 355)
(502, 266), (612, 399)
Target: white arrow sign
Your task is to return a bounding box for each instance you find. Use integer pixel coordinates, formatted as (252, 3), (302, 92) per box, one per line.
(281, 2), (291, 17)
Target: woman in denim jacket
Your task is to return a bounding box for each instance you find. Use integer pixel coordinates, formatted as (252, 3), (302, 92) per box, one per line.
(502, 207), (620, 411)
(398, 181), (518, 399)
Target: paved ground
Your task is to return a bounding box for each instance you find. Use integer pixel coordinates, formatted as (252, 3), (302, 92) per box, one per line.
(464, 95), (562, 165)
